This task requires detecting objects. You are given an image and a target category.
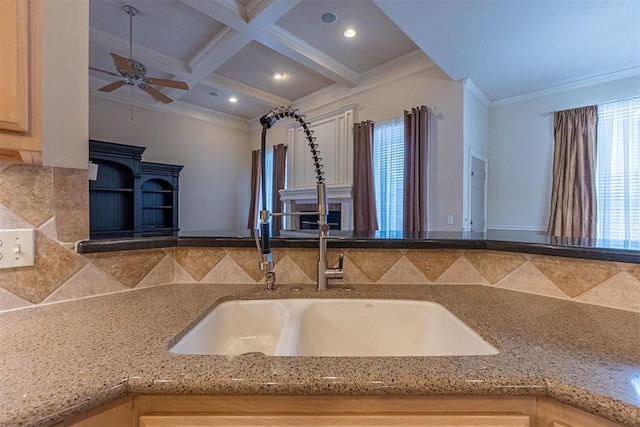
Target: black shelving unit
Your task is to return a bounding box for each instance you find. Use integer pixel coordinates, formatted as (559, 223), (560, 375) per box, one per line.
(89, 140), (183, 239)
(140, 162), (183, 237)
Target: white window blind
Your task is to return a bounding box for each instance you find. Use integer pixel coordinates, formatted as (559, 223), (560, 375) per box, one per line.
(373, 116), (404, 231)
(256, 149), (274, 228)
(596, 97), (640, 241)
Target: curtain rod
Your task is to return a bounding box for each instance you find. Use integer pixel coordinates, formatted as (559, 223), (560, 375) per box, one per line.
(351, 106), (436, 128)
(538, 94), (640, 117)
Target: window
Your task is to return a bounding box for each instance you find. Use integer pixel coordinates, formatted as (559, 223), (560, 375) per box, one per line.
(373, 116), (404, 231)
(255, 149), (274, 228)
(596, 97), (640, 241)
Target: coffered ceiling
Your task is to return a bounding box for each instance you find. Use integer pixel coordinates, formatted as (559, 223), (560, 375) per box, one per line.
(89, 0), (419, 121)
(89, 0), (640, 122)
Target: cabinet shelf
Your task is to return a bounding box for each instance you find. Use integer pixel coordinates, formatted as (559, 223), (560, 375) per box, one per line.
(92, 228), (136, 233)
(90, 187), (134, 192)
(89, 140), (183, 239)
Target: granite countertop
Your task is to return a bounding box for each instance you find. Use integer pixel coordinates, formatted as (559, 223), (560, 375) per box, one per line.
(1, 283), (639, 426)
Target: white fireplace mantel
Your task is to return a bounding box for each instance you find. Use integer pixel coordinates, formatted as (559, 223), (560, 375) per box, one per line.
(279, 184), (353, 230)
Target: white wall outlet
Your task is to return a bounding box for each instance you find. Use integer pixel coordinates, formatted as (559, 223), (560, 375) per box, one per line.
(0, 229), (35, 270)
(447, 215), (454, 225)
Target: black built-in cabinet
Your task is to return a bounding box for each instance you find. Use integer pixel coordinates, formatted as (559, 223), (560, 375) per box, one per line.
(89, 140), (183, 239)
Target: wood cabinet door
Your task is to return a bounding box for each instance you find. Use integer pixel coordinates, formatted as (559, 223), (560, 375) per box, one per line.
(0, 0), (42, 163)
(140, 414), (530, 427)
(536, 398), (622, 427)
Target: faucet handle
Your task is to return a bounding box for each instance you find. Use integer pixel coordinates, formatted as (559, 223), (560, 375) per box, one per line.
(337, 253), (344, 270)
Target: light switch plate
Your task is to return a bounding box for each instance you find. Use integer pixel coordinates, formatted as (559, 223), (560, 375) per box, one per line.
(0, 229), (35, 269)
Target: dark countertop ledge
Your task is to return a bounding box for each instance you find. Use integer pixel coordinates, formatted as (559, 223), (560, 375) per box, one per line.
(77, 229), (640, 264)
(0, 283), (639, 426)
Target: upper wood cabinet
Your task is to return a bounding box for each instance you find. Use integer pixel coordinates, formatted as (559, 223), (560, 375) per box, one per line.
(0, 0), (42, 164)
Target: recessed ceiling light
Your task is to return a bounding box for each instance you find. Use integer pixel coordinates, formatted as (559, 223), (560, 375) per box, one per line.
(321, 12), (337, 24)
(229, 96), (238, 103)
(344, 28), (357, 38)
(271, 71), (284, 80)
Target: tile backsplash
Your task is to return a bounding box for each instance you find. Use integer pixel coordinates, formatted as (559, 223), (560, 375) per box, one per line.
(1, 162), (639, 313)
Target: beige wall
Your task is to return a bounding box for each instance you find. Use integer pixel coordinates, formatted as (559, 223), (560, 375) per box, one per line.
(42, 0), (89, 169)
(89, 96), (252, 231)
(251, 65), (466, 231)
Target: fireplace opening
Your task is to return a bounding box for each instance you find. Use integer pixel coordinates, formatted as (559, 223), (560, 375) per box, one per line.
(297, 203), (342, 230)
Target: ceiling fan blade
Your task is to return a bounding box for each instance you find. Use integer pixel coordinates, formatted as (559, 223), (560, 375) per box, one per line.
(146, 77), (189, 90)
(110, 52), (133, 75)
(140, 84), (173, 104)
(97, 80), (127, 92)
(89, 66), (120, 77)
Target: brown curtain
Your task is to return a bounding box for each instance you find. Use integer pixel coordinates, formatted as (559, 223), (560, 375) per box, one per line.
(246, 149), (261, 229)
(403, 106), (429, 234)
(353, 120), (378, 232)
(271, 144), (287, 236)
(547, 106), (598, 238)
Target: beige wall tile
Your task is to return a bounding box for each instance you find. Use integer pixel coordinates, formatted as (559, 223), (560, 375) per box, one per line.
(377, 256), (429, 284)
(628, 264), (640, 282)
(43, 264), (127, 303)
(53, 168), (89, 243)
(494, 262), (569, 299)
(405, 249), (462, 282)
(174, 259), (197, 283)
(345, 249), (403, 282)
(464, 250), (527, 284)
(576, 272), (640, 312)
(273, 255), (315, 285)
(0, 288), (33, 311)
(136, 255), (176, 288)
(342, 256), (373, 284)
(530, 255), (620, 298)
(173, 247), (225, 281)
(285, 248), (318, 281)
(0, 164), (53, 227)
(38, 217), (57, 241)
(201, 255), (255, 284)
(0, 231), (86, 303)
(575, 272), (640, 312)
(91, 250), (166, 288)
(435, 257), (482, 284)
(0, 204), (32, 228)
(227, 247), (284, 282)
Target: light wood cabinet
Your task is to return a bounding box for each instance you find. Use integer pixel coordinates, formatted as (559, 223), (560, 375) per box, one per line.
(139, 414), (530, 426)
(535, 397), (622, 427)
(0, 0), (42, 164)
(63, 395), (625, 427)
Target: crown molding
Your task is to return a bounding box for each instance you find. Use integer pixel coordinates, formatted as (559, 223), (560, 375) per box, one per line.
(461, 77), (490, 108)
(490, 67), (640, 107)
(293, 49), (436, 115)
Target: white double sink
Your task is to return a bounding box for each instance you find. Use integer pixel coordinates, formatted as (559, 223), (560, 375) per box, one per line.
(170, 299), (498, 357)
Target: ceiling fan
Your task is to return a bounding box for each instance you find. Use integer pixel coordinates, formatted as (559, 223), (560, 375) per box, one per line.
(89, 5), (189, 104)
